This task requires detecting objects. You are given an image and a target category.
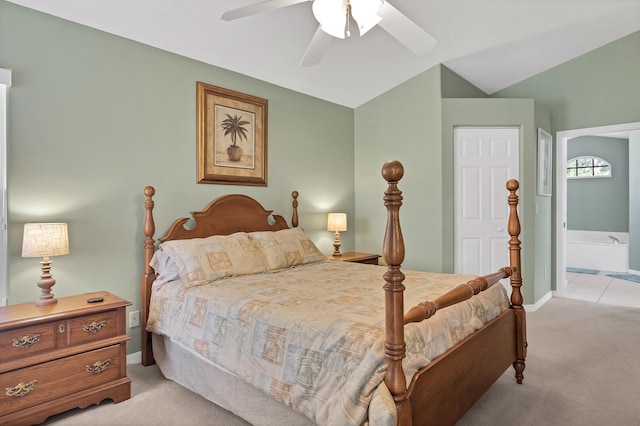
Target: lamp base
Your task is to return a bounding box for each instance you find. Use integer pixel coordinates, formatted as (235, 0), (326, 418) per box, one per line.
(36, 296), (58, 306)
(332, 231), (342, 256)
(36, 258), (58, 306)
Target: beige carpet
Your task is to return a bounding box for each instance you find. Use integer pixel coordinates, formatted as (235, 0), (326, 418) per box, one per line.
(44, 297), (640, 425)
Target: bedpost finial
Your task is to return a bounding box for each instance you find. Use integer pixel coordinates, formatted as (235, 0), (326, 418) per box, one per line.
(291, 191), (299, 228)
(144, 186), (156, 197)
(382, 160), (404, 183)
(506, 179), (519, 192)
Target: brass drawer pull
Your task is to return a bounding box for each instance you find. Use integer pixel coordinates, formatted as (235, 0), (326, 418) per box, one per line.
(12, 334), (41, 349)
(58, 324), (66, 333)
(83, 320), (106, 334)
(86, 359), (111, 374)
(6, 380), (38, 397)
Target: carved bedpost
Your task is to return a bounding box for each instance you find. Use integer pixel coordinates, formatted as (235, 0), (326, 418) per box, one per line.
(506, 179), (526, 383)
(291, 191), (299, 228)
(381, 161), (411, 426)
(141, 186), (156, 366)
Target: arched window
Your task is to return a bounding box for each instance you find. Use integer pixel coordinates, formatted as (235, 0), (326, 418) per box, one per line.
(566, 156), (611, 178)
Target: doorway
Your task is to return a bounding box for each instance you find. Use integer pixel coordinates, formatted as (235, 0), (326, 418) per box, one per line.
(0, 68), (10, 306)
(555, 121), (640, 299)
(453, 126), (520, 294)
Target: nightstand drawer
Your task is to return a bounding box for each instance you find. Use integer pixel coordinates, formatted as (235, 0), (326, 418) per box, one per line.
(0, 344), (122, 415)
(0, 323), (57, 363)
(65, 310), (119, 346)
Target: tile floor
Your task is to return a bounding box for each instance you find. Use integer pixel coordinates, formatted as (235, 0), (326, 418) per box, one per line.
(565, 270), (640, 308)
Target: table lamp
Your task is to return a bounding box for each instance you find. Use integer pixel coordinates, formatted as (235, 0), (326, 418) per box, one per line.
(22, 223), (69, 306)
(327, 213), (347, 256)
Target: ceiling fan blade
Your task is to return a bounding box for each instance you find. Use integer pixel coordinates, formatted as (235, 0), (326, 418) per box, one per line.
(221, 0), (310, 21)
(377, 2), (437, 55)
(301, 26), (333, 66)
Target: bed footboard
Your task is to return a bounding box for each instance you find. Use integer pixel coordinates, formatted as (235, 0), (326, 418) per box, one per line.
(380, 161), (526, 426)
(403, 268), (514, 324)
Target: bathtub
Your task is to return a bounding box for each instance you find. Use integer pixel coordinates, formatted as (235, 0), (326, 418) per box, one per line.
(567, 230), (629, 273)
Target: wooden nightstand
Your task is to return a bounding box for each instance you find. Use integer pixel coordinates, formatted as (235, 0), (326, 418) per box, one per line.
(329, 252), (381, 265)
(0, 292), (131, 425)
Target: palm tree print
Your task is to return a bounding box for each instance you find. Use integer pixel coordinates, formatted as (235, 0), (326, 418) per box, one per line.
(221, 114), (250, 146)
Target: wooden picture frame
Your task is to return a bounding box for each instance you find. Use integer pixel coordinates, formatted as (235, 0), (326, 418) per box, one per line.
(197, 82), (268, 186)
(537, 128), (552, 196)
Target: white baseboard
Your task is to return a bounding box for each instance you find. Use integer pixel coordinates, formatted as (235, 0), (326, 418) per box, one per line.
(0, 298), (6, 307)
(524, 291), (552, 312)
(127, 351), (142, 365)
(629, 268), (640, 275)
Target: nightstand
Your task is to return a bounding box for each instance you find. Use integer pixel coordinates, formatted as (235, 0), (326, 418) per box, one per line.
(0, 292), (131, 426)
(329, 252), (381, 265)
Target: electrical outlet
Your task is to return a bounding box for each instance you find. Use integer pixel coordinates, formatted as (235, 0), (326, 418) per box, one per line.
(129, 310), (140, 328)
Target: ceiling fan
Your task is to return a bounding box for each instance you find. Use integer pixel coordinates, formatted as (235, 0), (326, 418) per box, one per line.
(221, 0), (437, 66)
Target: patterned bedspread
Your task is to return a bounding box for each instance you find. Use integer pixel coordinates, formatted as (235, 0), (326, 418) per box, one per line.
(147, 260), (509, 425)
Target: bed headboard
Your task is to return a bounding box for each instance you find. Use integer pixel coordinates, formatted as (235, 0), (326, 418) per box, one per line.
(140, 187), (299, 365)
(159, 192), (297, 242)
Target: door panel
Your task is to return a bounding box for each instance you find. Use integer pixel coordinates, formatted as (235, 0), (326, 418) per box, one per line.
(454, 127), (519, 292)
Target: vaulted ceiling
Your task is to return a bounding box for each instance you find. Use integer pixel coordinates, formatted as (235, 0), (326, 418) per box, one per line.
(8, 0), (640, 107)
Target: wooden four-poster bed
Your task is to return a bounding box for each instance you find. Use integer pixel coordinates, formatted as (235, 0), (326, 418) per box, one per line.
(140, 160), (526, 425)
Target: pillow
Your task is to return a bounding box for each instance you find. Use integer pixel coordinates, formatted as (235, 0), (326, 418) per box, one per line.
(159, 232), (267, 287)
(250, 227), (326, 271)
(149, 249), (180, 289)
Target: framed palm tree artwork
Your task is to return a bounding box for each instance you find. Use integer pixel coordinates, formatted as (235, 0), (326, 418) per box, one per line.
(197, 82), (268, 186)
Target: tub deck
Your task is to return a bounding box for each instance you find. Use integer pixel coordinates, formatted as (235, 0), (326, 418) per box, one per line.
(567, 230), (629, 273)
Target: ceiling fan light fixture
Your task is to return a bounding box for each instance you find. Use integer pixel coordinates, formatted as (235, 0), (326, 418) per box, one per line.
(350, 0), (383, 36)
(221, 0), (438, 67)
(313, 0), (348, 39)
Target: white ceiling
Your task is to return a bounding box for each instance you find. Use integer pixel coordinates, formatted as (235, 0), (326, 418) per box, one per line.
(8, 0), (640, 108)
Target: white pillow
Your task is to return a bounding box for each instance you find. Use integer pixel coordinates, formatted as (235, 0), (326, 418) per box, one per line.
(149, 249), (180, 289)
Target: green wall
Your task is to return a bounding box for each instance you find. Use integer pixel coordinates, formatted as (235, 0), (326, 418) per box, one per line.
(496, 30), (640, 287)
(1, 2), (354, 354)
(354, 67), (444, 271)
(5, 2), (640, 355)
(355, 67), (552, 304)
(567, 136), (629, 232)
(440, 66), (487, 98)
(356, 30), (640, 299)
(441, 98), (552, 303)
(494, 31), (640, 132)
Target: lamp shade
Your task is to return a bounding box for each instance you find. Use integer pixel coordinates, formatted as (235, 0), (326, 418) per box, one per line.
(22, 223), (69, 258)
(327, 213), (347, 232)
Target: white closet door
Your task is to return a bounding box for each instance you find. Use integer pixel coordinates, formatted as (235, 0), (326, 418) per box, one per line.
(454, 127), (519, 292)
